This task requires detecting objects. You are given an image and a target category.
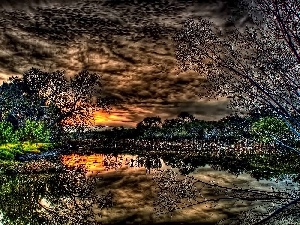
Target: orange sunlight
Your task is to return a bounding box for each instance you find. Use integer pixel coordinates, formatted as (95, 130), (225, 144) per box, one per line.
(60, 154), (140, 176)
(93, 111), (124, 125)
(58, 109), (126, 127)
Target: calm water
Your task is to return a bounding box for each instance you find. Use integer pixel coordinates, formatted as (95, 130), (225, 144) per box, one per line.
(1, 150), (300, 225)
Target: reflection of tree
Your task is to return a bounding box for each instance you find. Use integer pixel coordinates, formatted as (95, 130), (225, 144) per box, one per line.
(210, 155), (251, 177)
(150, 143), (300, 224)
(159, 148), (300, 182)
(102, 154), (123, 171)
(138, 155), (162, 173)
(0, 168), (114, 225)
(160, 153), (207, 175)
(149, 142), (300, 224)
(152, 169), (300, 224)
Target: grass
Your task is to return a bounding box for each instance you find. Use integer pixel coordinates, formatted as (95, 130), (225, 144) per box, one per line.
(0, 141), (57, 161)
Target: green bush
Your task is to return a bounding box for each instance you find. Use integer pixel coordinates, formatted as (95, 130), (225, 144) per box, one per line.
(15, 119), (50, 143)
(250, 116), (292, 143)
(0, 150), (14, 160)
(0, 121), (19, 144)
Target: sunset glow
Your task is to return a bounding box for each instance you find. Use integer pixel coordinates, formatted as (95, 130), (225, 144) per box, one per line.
(62, 110), (122, 126)
(60, 153), (138, 174)
(0, 0), (241, 129)
(93, 110), (125, 126)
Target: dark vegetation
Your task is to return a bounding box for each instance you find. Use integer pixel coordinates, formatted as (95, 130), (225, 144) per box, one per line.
(79, 109), (299, 149)
(0, 0), (299, 223)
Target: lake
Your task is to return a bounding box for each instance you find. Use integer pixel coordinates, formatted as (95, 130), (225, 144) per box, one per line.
(0, 145), (300, 225)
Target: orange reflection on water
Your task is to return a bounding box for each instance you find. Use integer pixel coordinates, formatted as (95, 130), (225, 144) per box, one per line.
(60, 154), (136, 173)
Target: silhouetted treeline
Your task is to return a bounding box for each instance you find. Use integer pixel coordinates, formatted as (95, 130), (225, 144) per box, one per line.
(83, 110), (278, 143)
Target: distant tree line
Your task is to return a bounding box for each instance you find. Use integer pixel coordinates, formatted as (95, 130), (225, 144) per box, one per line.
(93, 109), (298, 148)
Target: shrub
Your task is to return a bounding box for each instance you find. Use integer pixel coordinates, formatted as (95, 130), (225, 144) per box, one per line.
(27, 149), (41, 154)
(15, 119), (50, 143)
(0, 121), (19, 144)
(0, 150), (14, 160)
(37, 142), (56, 151)
(250, 116), (293, 143)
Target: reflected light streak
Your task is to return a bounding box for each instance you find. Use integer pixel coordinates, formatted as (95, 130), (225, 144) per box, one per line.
(60, 154), (140, 174)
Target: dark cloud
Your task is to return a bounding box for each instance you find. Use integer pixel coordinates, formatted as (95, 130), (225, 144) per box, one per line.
(0, 0), (253, 127)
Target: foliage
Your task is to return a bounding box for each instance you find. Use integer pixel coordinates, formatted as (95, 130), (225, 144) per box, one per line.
(0, 121), (18, 144)
(173, 0), (300, 153)
(15, 119), (50, 143)
(0, 118), (58, 160)
(8, 143), (24, 155)
(0, 68), (115, 143)
(0, 150), (14, 160)
(0, 141), (55, 161)
(250, 116), (294, 144)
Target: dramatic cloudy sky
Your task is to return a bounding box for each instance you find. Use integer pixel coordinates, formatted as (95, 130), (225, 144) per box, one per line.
(0, 0), (255, 127)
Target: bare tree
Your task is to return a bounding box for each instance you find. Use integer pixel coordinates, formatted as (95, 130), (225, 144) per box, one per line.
(173, 0), (300, 153)
(242, 0), (300, 63)
(167, 0), (300, 224)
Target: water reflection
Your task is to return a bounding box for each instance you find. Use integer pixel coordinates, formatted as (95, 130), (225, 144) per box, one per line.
(0, 169), (113, 225)
(57, 151), (300, 224)
(1, 150), (300, 224)
(60, 153), (163, 175)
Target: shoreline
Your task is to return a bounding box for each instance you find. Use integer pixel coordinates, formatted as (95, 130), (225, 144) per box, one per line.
(1, 138), (298, 177)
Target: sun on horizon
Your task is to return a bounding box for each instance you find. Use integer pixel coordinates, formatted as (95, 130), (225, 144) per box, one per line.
(93, 110), (126, 126)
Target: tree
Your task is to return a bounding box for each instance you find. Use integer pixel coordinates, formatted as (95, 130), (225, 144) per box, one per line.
(217, 114), (251, 140)
(15, 119), (50, 144)
(4, 114), (19, 131)
(162, 118), (179, 129)
(243, 0), (299, 63)
(0, 121), (18, 144)
(173, 0), (300, 154)
(136, 117), (163, 139)
(160, 119), (178, 139)
(250, 116), (295, 145)
(172, 0), (300, 223)
(0, 68), (113, 142)
(136, 116), (162, 130)
(184, 119), (205, 139)
(177, 112), (195, 123)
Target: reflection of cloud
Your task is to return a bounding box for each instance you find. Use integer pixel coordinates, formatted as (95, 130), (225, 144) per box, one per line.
(0, 0), (252, 127)
(67, 156), (289, 224)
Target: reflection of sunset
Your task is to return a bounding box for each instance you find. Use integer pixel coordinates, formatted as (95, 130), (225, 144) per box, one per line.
(60, 154), (138, 174)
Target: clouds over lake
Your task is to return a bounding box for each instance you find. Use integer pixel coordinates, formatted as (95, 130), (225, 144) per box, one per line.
(0, 0), (253, 127)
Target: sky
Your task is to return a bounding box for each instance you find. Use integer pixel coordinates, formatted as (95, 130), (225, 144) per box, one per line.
(0, 0), (255, 128)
